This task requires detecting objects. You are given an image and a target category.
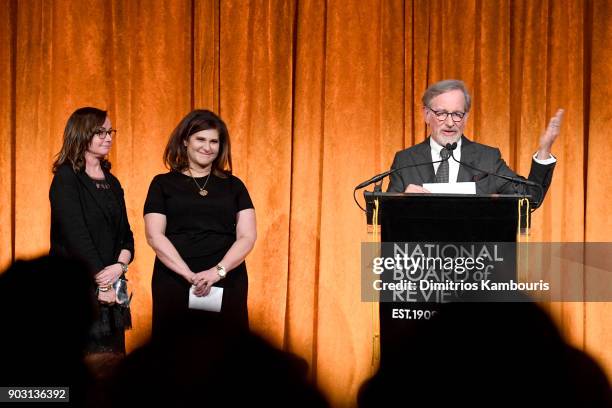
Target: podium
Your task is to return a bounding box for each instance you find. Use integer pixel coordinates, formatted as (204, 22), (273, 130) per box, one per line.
(364, 192), (529, 365)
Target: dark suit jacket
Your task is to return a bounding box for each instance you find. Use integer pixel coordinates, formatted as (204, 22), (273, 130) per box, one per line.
(49, 163), (134, 274)
(387, 136), (555, 207)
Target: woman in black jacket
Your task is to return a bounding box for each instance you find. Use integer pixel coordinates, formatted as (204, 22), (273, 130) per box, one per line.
(49, 107), (134, 363)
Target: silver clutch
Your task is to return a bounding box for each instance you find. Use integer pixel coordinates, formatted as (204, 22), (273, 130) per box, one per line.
(113, 277), (133, 306)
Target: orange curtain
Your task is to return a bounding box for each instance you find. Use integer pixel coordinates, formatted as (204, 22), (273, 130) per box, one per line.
(1, 1), (610, 406)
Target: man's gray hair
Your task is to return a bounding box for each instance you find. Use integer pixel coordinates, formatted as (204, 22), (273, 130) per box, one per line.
(422, 79), (472, 112)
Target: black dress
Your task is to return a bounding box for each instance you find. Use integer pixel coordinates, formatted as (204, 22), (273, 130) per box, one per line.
(144, 171), (254, 337)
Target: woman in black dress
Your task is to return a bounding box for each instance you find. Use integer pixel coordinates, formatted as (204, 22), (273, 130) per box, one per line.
(49, 107), (134, 363)
(144, 110), (256, 337)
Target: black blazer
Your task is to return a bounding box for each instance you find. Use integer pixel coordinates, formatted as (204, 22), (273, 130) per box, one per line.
(49, 163), (134, 274)
(387, 136), (556, 207)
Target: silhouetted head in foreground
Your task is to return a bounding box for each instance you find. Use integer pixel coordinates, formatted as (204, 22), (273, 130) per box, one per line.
(108, 321), (328, 408)
(360, 297), (611, 407)
(0, 256), (96, 403)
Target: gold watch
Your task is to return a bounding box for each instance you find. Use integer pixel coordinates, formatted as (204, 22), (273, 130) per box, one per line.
(216, 264), (227, 279)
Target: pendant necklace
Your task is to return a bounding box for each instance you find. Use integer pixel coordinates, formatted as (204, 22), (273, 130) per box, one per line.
(188, 168), (211, 197)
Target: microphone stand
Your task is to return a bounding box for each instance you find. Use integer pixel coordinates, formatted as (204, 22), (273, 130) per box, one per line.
(353, 151), (452, 212)
(448, 150), (544, 210)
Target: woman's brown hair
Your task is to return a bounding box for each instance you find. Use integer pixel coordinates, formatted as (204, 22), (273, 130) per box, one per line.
(52, 107), (109, 173)
(163, 109), (232, 177)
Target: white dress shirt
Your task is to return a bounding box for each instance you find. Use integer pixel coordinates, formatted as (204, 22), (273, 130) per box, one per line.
(430, 137), (461, 183)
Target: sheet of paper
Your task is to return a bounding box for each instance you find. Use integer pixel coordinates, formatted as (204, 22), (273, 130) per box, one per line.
(188, 286), (223, 312)
(422, 182), (476, 194)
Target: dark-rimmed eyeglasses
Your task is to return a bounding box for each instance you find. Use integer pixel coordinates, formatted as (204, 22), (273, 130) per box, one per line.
(427, 107), (466, 123)
(93, 128), (117, 139)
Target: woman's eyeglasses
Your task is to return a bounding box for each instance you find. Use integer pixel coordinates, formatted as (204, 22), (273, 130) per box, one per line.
(93, 128), (117, 139)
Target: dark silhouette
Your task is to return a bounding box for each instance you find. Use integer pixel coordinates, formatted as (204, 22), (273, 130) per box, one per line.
(107, 320), (329, 408)
(359, 297), (611, 407)
(0, 255), (96, 405)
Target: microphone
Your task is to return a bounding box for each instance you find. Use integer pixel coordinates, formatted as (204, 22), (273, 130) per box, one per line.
(355, 143), (457, 191)
(447, 146), (544, 208)
(354, 153), (450, 190)
(448, 148), (538, 187)
(354, 169), (395, 190)
(441, 142), (457, 161)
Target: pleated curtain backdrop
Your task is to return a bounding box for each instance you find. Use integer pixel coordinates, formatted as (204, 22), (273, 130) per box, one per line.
(1, 1), (610, 406)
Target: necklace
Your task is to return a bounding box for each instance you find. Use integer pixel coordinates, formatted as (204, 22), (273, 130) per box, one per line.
(188, 168), (212, 197)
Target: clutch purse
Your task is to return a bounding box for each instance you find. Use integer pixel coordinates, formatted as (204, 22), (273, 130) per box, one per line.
(113, 276), (133, 307)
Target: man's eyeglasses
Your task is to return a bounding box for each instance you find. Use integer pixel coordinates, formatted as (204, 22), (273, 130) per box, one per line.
(93, 128), (117, 139)
(427, 107), (466, 123)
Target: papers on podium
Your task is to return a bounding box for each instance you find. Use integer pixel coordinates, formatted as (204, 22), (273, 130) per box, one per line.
(422, 182), (476, 194)
(188, 285), (223, 312)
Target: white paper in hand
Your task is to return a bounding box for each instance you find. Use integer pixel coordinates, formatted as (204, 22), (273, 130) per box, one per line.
(188, 286), (223, 312)
(422, 182), (476, 194)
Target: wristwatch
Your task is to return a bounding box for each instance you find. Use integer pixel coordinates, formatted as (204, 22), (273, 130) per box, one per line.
(216, 264), (227, 279)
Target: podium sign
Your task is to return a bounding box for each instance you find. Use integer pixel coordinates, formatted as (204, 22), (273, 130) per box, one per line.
(364, 192), (528, 365)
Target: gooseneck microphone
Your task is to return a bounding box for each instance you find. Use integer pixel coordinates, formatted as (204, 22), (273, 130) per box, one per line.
(354, 144), (455, 191)
(442, 142), (457, 161)
(445, 142), (458, 152)
(446, 143), (538, 187)
(353, 147), (453, 211)
(446, 143), (544, 207)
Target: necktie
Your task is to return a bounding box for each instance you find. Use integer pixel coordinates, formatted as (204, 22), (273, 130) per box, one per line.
(435, 148), (450, 183)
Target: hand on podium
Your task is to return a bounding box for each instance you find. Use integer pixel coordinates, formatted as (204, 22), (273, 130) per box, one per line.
(404, 184), (431, 193)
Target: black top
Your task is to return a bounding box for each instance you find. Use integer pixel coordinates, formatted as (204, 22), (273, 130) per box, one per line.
(144, 171), (254, 260)
(88, 175), (121, 236)
(49, 163), (135, 274)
